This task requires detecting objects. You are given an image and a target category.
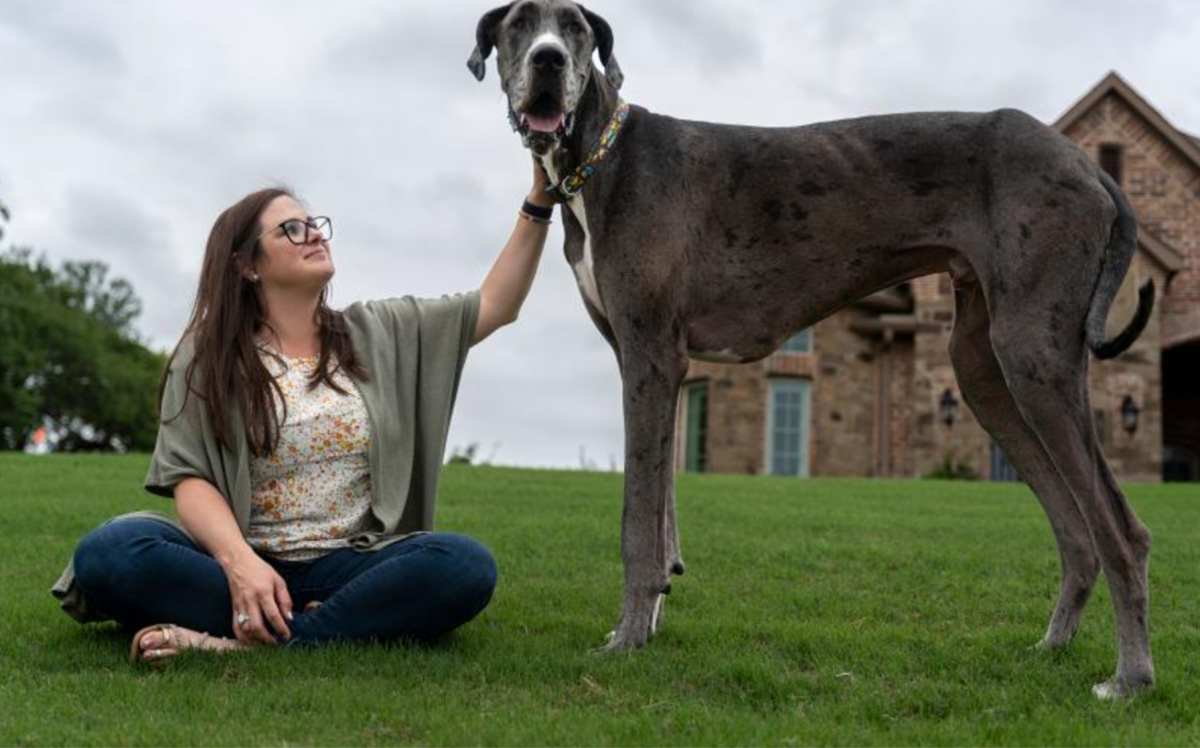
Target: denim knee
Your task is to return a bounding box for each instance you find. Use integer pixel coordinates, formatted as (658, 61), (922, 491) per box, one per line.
(438, 533), (498, 609)
(72, 518), (171, 596)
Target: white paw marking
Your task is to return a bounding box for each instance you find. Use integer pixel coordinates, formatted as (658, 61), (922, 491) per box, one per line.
(650, 593), (664, 635)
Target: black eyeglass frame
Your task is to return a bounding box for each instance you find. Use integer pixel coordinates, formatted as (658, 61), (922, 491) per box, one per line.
(248, 216), (333, 249)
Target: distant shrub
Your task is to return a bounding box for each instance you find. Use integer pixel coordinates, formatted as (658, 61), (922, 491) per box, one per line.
(924, 455), (980, 480)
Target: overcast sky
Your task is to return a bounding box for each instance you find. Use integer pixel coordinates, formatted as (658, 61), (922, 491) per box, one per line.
(1, 0), (1196, 469)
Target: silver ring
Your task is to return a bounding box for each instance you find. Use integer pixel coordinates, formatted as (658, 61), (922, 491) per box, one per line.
(237, 612), (250, 627)
(153, 649), (162, 658)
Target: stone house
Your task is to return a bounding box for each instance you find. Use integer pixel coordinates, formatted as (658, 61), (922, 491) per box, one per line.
(674, 72), (1199, 482)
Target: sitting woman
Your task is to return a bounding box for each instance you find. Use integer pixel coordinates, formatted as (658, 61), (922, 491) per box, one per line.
(56, 161), (556, 663)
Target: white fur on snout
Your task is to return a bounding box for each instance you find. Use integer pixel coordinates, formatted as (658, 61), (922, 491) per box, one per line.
(526, 32), (568, 63)
(541, 154), (608, 322)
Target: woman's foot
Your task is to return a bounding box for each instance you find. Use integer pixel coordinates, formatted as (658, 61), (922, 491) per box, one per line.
(129, 623), (249, 665)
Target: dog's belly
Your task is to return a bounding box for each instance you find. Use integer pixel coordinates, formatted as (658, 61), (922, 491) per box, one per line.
(685, 242), (956, 363)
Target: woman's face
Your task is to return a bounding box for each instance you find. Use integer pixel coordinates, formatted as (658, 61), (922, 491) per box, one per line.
(250, 195), (334, 291)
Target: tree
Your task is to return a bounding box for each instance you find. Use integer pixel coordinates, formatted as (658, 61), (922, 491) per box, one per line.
(0, 247), (166, 451)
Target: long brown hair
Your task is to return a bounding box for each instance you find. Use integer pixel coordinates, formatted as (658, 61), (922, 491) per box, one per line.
(158, 187), (369, 457)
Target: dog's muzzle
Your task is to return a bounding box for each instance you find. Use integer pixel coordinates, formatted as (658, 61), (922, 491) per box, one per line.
(509, 107), (576, 150)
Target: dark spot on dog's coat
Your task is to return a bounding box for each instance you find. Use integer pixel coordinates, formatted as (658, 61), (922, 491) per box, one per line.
(798, 181), (826, 196)
(760, 198), (782, 221)
(911, 180), (940, 197)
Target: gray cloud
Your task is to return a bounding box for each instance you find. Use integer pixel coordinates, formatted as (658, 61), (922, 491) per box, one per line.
(1, 0), (1196, 468)
(0, 0), (126, 75)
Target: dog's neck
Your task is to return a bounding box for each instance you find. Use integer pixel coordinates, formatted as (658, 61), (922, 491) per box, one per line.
(542, 66), (622, 187)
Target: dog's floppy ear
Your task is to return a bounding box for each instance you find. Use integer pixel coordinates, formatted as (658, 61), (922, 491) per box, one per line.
(467, 4), (512, 82)
(579, 5), (623, 91)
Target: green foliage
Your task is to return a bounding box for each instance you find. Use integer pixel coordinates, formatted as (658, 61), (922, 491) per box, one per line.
(4, 457), (1200, 745)
(447, 441), (481, 465)
(924, 454), (981, 480)
(0, 247), (166, 451)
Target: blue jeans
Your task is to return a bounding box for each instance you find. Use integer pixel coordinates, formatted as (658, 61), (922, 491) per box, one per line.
(71, 518), (497, 646)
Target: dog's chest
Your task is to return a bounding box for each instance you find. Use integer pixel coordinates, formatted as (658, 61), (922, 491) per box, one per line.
(541, 155), (608, 321)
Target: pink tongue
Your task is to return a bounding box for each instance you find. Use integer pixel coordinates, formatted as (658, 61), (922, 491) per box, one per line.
(524, 113), (565, 133)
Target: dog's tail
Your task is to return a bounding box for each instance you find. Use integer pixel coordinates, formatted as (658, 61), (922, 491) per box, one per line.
(1086, 169), (1154, 360)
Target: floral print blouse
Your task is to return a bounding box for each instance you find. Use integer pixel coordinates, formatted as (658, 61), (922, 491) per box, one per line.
(246, 343), (375, 561)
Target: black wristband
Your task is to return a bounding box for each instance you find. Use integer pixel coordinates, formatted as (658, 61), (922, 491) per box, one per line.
(521, 200), (554, 221)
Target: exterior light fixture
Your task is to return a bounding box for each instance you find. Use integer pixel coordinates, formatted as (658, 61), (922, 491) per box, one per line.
(940, 388), (959, 427)
(1120, 395), (1141, 435)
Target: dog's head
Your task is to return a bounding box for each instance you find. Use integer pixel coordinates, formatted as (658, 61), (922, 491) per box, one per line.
(468, 0), (622, 156)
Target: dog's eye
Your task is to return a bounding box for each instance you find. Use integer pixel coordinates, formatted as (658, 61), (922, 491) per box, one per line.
(566, 21), (584, 35)
(512, 16), (533, 32)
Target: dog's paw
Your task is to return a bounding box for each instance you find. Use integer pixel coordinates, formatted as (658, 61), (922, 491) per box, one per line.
(592, 629), (645, 655)
(1092, 674), (1153, 701)
(1030, 635), (1071, 653)
(593, 610), (656, 654)
(1092, 680), (1123, 701)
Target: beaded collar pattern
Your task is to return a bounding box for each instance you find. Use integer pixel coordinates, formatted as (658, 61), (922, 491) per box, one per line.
(546, 100), (631, 203)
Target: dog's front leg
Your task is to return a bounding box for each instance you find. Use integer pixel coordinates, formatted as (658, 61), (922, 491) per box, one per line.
(600, 346), (688, 652)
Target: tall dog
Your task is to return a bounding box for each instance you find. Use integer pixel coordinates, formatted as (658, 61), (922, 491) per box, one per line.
(468, 1), (1156, 699)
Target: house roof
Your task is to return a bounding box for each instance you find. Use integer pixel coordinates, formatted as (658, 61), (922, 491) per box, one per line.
(1054, 71), (1200, 177)
(1139, 227), (1185, 274)
(1055, 71), (1193, 278)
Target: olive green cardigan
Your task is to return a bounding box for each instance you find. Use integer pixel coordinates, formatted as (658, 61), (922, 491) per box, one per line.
(51, 290), (481, 623)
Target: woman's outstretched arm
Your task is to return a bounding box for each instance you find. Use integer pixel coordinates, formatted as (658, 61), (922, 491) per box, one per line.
(473, 158), (554, 344)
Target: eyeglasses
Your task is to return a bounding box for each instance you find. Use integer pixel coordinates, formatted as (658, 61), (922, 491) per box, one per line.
(252, 216), (333, 247)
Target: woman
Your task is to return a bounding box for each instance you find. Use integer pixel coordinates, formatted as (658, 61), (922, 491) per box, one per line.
(57, 160), (556, 663)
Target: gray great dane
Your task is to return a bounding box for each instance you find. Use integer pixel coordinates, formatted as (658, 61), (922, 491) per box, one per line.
(468, 1), (1157, 698)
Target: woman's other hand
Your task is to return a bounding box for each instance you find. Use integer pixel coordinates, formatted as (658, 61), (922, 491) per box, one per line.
(223, 549), (293, 646)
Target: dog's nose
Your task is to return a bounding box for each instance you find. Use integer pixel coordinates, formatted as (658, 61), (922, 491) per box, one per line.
(531, 44), (567, 71)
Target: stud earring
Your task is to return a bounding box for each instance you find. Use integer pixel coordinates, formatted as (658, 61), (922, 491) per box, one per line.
(249, 272), (260, 282)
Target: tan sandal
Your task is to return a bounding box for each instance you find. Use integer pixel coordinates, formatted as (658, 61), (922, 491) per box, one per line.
(128, 623), (227, 666)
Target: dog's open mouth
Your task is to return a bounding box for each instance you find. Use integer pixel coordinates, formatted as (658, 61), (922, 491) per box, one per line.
(522, 111), (569, 134)
(511, 93), (575, 147)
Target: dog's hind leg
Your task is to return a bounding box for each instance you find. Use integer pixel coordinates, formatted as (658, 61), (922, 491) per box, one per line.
(985, 288), (1153, 699)
(601, 336), (690, 652)
(948, 275), (1099, 649)
(665, 484), (685, 577)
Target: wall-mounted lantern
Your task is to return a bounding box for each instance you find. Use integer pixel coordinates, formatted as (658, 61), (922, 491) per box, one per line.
(1120, 395), (1141, 435)
(939, 388), (959, 427)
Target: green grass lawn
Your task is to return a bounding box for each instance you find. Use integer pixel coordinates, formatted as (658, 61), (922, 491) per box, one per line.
(2, 453), (1199, 746)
